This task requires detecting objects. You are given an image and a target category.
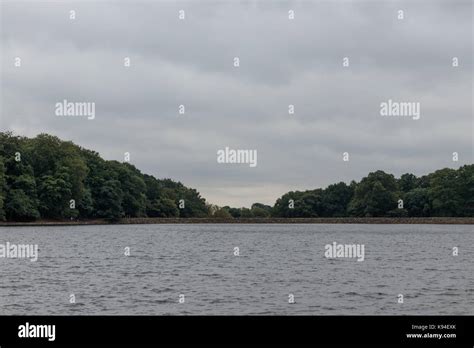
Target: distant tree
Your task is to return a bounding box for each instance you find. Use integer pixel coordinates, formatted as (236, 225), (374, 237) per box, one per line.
(5, 189), (40, 221)
(1, 132), (472, 221)
(146, 197), (178, 217)
(398, 173), (418, 192)
(213, 207), (233, 218)
(251, 203), (272, 212)
(176, 188), (208, 218)
(77, 188), (94, 217)
(37, 171), (73, 218)
(348, 171), (398, 217)
(404, 188), (431, 217)
(0, 157), (6, 220)
(240, 207), (253, 218)
(109, 162), (147, 217)
(251, 203), (272, 217)
(226, 206), (242, 218)
(458, 165), (474, 216)
(250, 206), (270, 218)
(95, 179), (123, 221)
(320, 182), (354, 217)
(274, 189), (332, 217)
(5, 169), (40, 221)
(428, 168), (462, 216)
(26, 134), (64, 177)
(272, 192), (297, 217)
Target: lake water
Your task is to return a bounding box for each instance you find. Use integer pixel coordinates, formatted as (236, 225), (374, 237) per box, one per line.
(0, 224), (472, 315)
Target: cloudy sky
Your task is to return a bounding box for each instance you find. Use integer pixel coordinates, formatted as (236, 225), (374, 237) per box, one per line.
(1, 0), (472, 207)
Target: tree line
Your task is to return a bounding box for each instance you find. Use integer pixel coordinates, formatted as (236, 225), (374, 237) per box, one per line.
(0, 132), (472, 221)
(217, 166), (474, 218)
(0, 132), (208, 221)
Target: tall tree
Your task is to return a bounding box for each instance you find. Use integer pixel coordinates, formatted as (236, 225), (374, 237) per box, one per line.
(0, 156), (5, 220)
(347, 171), (398, 217)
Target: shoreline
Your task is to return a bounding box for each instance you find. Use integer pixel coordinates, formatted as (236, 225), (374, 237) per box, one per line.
(1, 217), (473, 226)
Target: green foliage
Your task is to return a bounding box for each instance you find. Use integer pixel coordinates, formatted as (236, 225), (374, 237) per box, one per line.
(225, 206), (242, 218)
(271, 166), (473, 218)
(240, 207), (253, 218)
(427, 168), (463, 217)
(273, 191), (309, 217)
(213, 207), (233, 218)
(348, 171), (398, 217)
(5, 189), (40, 221)
(0, 132), (208, 221)
(146, 197), (179, 217)
(1, 132), (472, 221)
(457, 165), (474, 216)
(250, 203), (272, 217)
(77, 188), (94, 217)
(95, 179), (124, 221)
(0, 156), (5, 220)
(37, 172), (72, 218)
(0, 133), (41, 220)
(320, 182), (354, 217)
(398, 173), (418, 192)
(108, 162), (147, 217)
(404, 188), (431, 217)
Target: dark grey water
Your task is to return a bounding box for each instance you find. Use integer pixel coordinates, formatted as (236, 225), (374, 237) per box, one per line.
(0, 224), (472, 315)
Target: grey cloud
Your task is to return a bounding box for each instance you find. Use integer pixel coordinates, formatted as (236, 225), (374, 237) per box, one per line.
(1, 0), (472, 207)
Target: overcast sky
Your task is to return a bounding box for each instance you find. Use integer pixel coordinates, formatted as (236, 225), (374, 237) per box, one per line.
(1, 0), (472, 207)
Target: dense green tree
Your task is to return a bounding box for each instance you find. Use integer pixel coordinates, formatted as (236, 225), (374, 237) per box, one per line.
(1, 134), (41, 220)
(405, 188), (431, 217)
(226, 207), (242, 218)
(320, 182), (354, 217)
(95, 179), (124, 221)
(176, 188), (208, 218)
(270, 166), (473, 218)
(458, 165), (474, 216)
(109, 162), (147, 217)
(0, 157), (5, 220)
(240, 207), (253, 218)
(250, 206), (270, 217)
(77, 188), (94, 217)
(348, 171), (398, 217)
(5, 189), (40, 221)
(399, 173), (418, 192)
(37, 172), (72, 218)
(250, 203), (272, 217)
(428, 168), (462, 217)
(143, 175), (162, 201)
(0, 132), (213, 221)
(213, 207), (233, 218)
(146, 197), (179, 217)
(1, 132), (472, 221)
(26, 134), (63, 177)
